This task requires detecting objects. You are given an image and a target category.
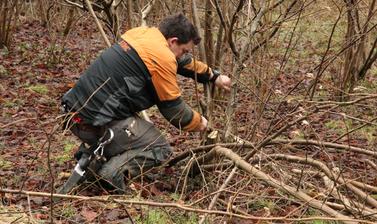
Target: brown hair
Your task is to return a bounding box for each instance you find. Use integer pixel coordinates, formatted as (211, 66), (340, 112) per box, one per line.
(158, 13), (201, 45)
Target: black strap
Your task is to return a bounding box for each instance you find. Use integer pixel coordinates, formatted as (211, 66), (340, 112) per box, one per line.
(151, 148), (159, 166)
(74, 143), (95, 161)
(209, 69), (220, 83)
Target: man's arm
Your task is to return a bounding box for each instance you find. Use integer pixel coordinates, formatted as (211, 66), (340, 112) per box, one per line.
(149, 55), (207, 132)
(177, 54), (212, 83)
(157, 97), (207, 132)
(177, 54), (231, 91)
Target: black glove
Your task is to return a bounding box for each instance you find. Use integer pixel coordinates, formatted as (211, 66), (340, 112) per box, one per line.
(209, 69), (220, 83)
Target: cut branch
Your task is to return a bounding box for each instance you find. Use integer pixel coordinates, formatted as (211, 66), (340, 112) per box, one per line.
(213, 146), (360, 224)
(269, 153), (377, 209)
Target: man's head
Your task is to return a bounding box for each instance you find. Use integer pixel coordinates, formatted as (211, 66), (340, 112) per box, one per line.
(159, 13), (201, 59)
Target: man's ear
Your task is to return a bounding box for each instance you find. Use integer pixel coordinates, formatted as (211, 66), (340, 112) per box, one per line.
(167, 37), (179, 46)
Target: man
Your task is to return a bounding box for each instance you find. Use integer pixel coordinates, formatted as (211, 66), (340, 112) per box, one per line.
(61, 13), (231, 192)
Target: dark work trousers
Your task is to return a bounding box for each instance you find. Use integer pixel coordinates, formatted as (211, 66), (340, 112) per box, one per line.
(69, 116), (172, 193)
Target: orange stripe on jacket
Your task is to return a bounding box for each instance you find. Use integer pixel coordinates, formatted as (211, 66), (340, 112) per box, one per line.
(122, 27), (180, 101)
(183, 110), (201, 131)
(184, 59), (211, 75)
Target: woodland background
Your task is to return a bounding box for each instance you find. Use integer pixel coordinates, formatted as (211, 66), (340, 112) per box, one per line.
(1, 0), (377, 223)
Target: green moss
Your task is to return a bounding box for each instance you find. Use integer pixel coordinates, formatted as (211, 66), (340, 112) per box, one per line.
(60, 204), (76, 218)
(324, 120), (341, 130)
(325, 118), (376, 144)
(324, 119), (352, 133)
(56, 140), (76, 165)
(0, 46), (9, 56)
(0, 140), (4, 150)
(0, 65), (8, 76)
(0, 156), (12, 169)
(3, 99), (24, 108)
(3, 100), (16, 108)
(170, 193), (180, 201)
(305, 208), (338, 223)
(28, 84), (49, 95)
(136, 209), (199, 224)
(357, 78), (377, 94)
(174, 213), (199, 224)
(248, 199), (276, 212)
(355, 125), (377, 145)
(139, 210), (170, 224)
(370, 65), (377, 77)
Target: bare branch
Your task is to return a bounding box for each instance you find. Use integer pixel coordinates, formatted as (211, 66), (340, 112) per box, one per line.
(269, 153), (377, 208)
(212, 146), (359, 223)
(270, 139), (377, 158)
(84, 0), (112, 46)
(141, 0), (155, 26)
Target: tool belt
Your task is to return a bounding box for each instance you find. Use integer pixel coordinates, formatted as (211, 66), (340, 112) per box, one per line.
(61, 102), (106, 145)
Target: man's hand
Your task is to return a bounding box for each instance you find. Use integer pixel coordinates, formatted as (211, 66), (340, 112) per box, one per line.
(215, 75), (231, 91)
(210, 69), (231, 91)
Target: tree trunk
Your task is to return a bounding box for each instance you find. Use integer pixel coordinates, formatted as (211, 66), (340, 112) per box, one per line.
(63, 7), (76, 37)
(204, 0), (214, 67)
(0, 0), (22, 49)
(37, 0), (48, 27)
(338, 0), (375, 100)
(126, 0), (134, 29)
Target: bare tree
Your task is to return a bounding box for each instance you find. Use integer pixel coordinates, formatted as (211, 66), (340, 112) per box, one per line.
(338, 0), (377, 99)
(309, 0), (377, 100)
(0, 0), (22, 49)
(63, 0), (124, 39)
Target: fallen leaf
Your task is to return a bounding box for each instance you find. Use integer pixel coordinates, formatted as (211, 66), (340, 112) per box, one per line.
(58, 172), (71, 179)
(80, 208), (98, 222)
(30, 196), (43, 205)
(34, 213), (48, 220)
(67, 82), (75, 88)
(106, 209), (120, 221)
(164, 167), (174, 175)
(150, 184), (162, 196)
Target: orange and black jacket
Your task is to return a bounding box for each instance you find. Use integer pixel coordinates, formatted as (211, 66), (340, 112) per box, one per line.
(62, 27), (213, 131)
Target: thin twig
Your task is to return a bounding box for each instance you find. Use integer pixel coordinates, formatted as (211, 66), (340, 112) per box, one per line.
(198, 166), (237, 224)
(270, 139), (377, 158)
(0, 117), (37, 129)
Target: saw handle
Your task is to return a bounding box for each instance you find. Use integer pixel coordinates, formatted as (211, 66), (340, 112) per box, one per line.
(78, 153), (91, 170)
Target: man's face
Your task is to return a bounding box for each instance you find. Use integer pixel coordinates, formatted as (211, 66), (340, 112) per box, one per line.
(167, 38), (194, 59)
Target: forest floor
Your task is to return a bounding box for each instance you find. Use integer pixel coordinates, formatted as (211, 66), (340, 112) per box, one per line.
(1, 16), (377, 224)
(0, 18), (222, 224)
